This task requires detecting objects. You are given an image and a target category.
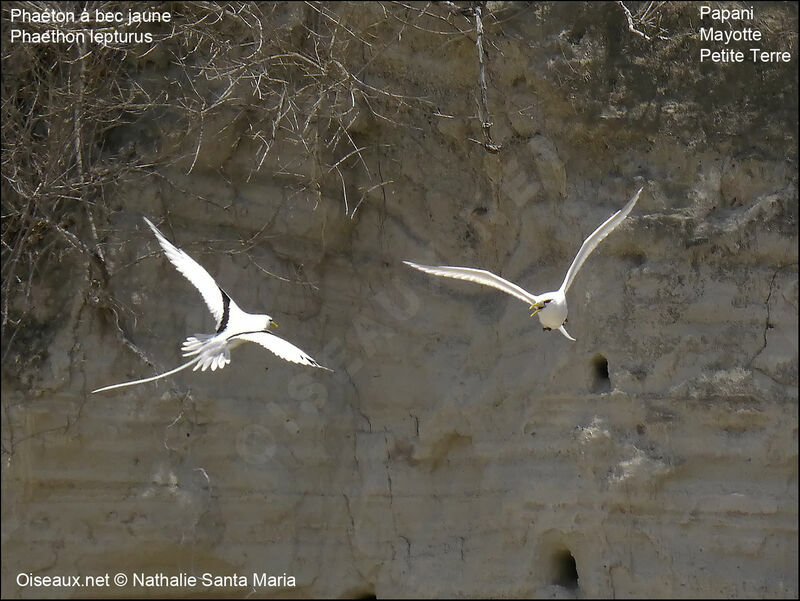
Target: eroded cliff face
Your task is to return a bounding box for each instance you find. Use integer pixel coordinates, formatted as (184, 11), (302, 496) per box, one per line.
(2, 2), (797, 598)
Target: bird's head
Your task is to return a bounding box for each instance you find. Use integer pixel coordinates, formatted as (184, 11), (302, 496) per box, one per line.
(262, 315), (277, 331)
(529, 298), (553, 318)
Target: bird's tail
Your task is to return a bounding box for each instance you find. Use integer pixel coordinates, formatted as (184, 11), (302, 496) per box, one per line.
(92, 356), (201, 394)
(558, 325), (576, 342)
(180, 333), (231, 372)
(182, 334), (214, 356)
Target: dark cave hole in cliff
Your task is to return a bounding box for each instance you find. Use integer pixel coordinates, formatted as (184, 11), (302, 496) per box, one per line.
(553, 549), (579, 589)
(591, 353), (611, 393)
(627, 251), (647, 267)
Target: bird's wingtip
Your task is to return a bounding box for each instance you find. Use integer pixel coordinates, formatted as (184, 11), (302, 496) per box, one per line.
(142, 216), (161, 235)
(308, 357), (333, 372)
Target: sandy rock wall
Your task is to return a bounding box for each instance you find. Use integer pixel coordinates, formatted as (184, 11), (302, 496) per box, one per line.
(2, 2), (797, 598)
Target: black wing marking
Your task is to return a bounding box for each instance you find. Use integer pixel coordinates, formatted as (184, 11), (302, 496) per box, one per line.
(216, 288), (231, 334)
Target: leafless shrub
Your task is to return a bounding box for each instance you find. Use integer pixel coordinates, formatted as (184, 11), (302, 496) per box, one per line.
(1, 1), (480, 373)
(617, 1), (670, 41)
(2, 2), (160, 367)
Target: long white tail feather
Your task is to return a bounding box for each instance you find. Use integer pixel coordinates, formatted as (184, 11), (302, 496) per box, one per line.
(92, 356), (201, 394)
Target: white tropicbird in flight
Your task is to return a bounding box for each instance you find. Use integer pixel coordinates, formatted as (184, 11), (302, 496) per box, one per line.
(405, 187), (642, 341)
(93, 217), (330, 394)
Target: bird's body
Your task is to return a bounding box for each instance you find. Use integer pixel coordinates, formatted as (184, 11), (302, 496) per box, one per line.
(535, 289), (568, 331)
(405, 187), (642, 341)
(93, 218), (329, 394)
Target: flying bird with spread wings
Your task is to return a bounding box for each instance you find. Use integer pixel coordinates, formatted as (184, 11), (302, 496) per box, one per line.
(93, 217), (330, 394)
(405, 187), (642, 341)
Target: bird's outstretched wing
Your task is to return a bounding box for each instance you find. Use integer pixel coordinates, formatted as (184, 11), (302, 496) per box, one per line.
(403, 261), (542, 306)
(232, 331), (332, 371)
(143, 217), (233, 330)
(558, 187), (642, 295)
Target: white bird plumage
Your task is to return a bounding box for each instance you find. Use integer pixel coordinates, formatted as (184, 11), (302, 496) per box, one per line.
(92, 217), (330, 394)
(405, 187), (642, 341)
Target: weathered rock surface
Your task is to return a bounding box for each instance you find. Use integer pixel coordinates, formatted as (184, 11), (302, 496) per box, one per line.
(2, 3), (797, 598)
